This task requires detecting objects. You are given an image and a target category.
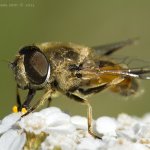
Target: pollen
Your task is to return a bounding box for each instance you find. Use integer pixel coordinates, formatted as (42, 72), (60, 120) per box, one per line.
(21, 107), (27, 114)
(12, 105), (27, 114)
(12, 105), (18, 113)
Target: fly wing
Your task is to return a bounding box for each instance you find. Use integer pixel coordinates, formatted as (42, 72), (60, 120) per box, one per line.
(80, 60), (150, 81)
(97, 67), (150, 96)
(92, 38), (138, 56)
(78, 59), (150, 96)
(98, 67), (150, 80)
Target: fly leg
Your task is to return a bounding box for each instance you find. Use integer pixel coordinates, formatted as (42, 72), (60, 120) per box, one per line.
(68, 77), (124, 138)
(78, 84), (108, 95)
(21, 89), (36, 110)
(66, 92), (101, 139)
(22, 89), (53, 117)
(47, 97), (52, 107)
(16, 86), (22, 111)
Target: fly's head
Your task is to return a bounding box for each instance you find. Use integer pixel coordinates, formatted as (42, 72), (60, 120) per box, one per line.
(11, 45), (51, 90)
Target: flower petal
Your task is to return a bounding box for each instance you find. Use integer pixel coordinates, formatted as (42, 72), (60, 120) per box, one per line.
(41, 133), (77, 150)
(96, 116), (117, 136)
(77, 136), (102, 150)
(0, 113), (21, 134)
(71, 116), (88, 130)
(0, 129), (26, 150)
(19, 112), (46, 134)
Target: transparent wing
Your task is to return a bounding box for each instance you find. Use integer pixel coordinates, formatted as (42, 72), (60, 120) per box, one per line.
(80, 61), (150, 80)
(92, 38), (138, 56)
(98, 67), (150, 80)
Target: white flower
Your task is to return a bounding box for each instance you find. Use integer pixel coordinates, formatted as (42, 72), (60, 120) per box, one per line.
(0, 107), (150, 150)
(18, 107), (76, 134)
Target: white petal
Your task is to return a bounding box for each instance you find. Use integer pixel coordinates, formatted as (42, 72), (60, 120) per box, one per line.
(0, 113), (21, 134)
(137, 124), (150, 138)
(133, 123), (142, 134)
(71, 116), (88, 130)
(45, 112), (71, 126)
(2, 113), (21, 125)
(107, 139), (148, 150)
(19, 112), (46, 134)
(41, 133), (77, 150)
(77, 136), (102, 150)
(9, 132), (26, 150)
(0, 125), (11, 135)
(102, 135), (117, 147)
(142, 113), (150, 123)
(117, 129), (136, 141)
(96, 116), (117, 136)
(132, 143), (149, 150)
(39, 107), (61, 117)
(45, 123), (76, 134)
(0, 129), (26, 150)
(117, 113), (138, 127)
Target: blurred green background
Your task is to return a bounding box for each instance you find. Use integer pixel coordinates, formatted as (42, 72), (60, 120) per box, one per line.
(0, 0), (150, 119)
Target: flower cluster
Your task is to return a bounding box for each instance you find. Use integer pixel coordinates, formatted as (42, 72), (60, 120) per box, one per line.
(0, 107), (150, 150)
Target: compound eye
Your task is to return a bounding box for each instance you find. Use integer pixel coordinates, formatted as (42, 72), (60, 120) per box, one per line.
(19, 46), (50, 85)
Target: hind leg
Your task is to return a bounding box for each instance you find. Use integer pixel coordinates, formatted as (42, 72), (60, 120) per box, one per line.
(66, 92), (101, 139)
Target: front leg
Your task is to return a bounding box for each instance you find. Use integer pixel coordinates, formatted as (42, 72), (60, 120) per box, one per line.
(22, 89), (53, 117)
(47, 97), (52, 107)
(15, 86), (36, 112)
(22, 89), (36, 110)
(16, 86), (22, 111)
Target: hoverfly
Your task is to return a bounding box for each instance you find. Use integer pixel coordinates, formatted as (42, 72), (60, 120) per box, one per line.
(11, 39), (150, 138)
